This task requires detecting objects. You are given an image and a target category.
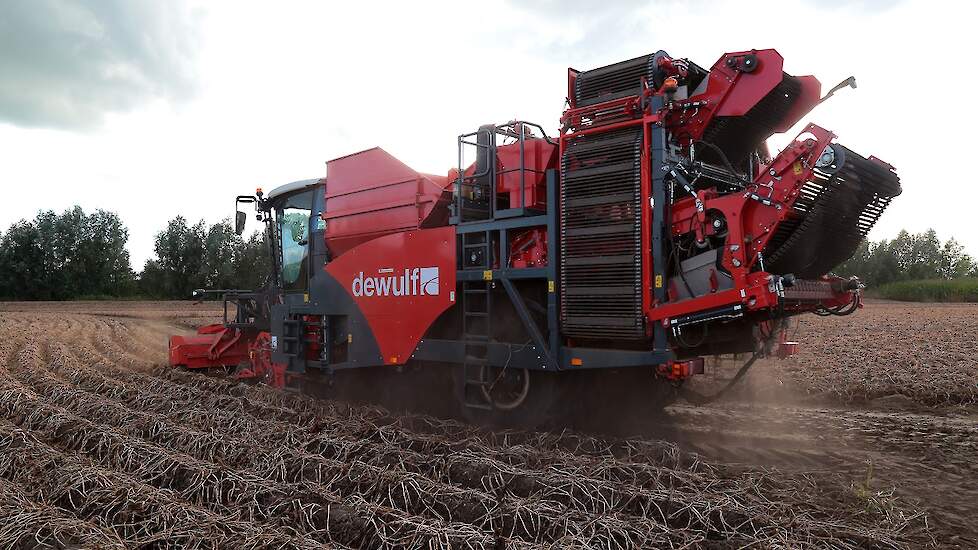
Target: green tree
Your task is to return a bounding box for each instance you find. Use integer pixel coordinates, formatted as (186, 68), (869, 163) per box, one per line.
(139, 217), (273, 298)
(0, 206), (134, 300)
(138, 258), (167, 298)
(0, 220), (44, 299)
(233, 229), (272, 290)
(76, 210), (135, 297)
(202, 219), (238, 289)
(835, 229), (976, 286)
(938, 238), (974, 279)
(143, 216), (208, 298)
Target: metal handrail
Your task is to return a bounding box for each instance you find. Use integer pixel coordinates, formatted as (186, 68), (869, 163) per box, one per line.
(455, 120), (551, 223)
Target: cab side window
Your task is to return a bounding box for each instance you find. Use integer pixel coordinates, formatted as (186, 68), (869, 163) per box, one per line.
(278, 190), (313, 291)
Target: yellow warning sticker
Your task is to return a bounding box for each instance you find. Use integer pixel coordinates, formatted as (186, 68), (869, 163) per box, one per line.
(548, 280), (555, 293)
(655, 274), (663, 288)
(483, 270), (493, 281)
(792, 161), (803, 175)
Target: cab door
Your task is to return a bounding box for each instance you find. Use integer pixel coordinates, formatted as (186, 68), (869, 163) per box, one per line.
(271, 188), (315, 367)
(276, 189), (315, 299)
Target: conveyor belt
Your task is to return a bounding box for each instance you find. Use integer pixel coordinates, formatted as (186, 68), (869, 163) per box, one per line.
(700, 74), (803, 168)
(764, 146), (901, 278)
(573, 52), (659, 108)
(560, 127), (645, 339)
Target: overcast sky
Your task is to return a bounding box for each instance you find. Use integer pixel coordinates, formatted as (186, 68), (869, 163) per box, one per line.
(0, 0), (975, 268)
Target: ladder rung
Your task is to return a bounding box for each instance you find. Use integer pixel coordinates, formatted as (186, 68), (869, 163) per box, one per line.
(464, 312), (488, 318)
(463, 334), (489, 341)
(463, 288), (488, 294)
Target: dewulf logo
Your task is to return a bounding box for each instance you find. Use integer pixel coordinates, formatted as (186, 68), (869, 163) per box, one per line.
(352, 267), (439, 297)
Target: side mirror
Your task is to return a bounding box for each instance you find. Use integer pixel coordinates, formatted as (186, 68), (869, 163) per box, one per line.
(235, 210), (247, 235)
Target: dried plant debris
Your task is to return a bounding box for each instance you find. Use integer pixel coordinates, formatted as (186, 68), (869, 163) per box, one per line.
(0, 307), (945, 549)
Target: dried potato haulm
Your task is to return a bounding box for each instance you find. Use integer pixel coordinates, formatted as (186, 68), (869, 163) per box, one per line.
(0, 303), (952, 548)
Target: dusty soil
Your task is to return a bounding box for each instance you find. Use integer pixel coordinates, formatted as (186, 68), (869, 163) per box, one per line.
(784, 301), (978, 407)
(673, 301), (978, 548)
(0, 300), (972, 548)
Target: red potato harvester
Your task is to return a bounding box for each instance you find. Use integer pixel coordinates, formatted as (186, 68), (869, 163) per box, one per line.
(170, 48), (900, 423)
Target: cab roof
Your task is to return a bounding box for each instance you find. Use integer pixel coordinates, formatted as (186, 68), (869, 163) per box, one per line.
(266, 178), (320, 201)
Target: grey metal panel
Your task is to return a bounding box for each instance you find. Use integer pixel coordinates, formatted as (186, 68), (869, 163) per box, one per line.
(412, 339), (549, 370)
(414, 339), (670, 371)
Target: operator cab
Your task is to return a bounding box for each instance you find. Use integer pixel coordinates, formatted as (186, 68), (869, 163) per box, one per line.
(235, 178), (324, 303)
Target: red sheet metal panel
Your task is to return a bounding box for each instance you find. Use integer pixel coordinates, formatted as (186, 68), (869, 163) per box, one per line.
(324, 147), (452, 257)
(168, 325), (252, 369)
(324, 226), (456, 365)
(707, 49), (787, 117)
(495, 138), (556, 210)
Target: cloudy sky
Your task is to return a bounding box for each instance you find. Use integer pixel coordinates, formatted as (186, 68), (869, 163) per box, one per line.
(0, 0), (974, 268)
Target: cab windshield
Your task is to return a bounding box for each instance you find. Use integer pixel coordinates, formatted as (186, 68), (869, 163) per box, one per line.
(277, 190), (313, 291)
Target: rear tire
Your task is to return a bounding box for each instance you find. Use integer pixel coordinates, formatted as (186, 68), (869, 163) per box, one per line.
(453, 365), (563, 429)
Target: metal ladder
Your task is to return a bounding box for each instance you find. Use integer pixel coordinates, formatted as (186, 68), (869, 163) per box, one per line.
(460, 232), (493, 410)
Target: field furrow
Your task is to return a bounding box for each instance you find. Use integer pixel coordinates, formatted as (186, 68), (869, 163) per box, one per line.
(0, 303), (956, 548)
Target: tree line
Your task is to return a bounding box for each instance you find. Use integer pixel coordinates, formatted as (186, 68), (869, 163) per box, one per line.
(0, 206), (269, 300)
(0, 207), (132, 300)
(140, 217), (270, 298)
(835, 229), (977, 286)
(0, 205), (975, 300)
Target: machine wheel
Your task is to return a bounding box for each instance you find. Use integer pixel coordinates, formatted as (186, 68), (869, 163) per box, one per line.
(480, 366), (531, 410)
(453, 365), (562, 429)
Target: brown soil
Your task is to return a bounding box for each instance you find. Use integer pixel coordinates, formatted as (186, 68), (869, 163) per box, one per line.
(0, 300), (971, 548)
(784, 301), (978, 407)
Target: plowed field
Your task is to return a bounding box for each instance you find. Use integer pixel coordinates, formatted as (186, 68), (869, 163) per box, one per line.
(0, 300), (973, 548)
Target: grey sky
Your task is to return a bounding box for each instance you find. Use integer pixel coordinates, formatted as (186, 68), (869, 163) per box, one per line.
(0, 1), (200, 129)
(0, 0), (974, 269)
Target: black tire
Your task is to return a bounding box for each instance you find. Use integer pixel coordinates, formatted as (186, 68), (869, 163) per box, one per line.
(452, 365), (564, 429)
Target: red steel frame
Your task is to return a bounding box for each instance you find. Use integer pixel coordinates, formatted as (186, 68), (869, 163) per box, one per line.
(560, 49), (861, 343)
